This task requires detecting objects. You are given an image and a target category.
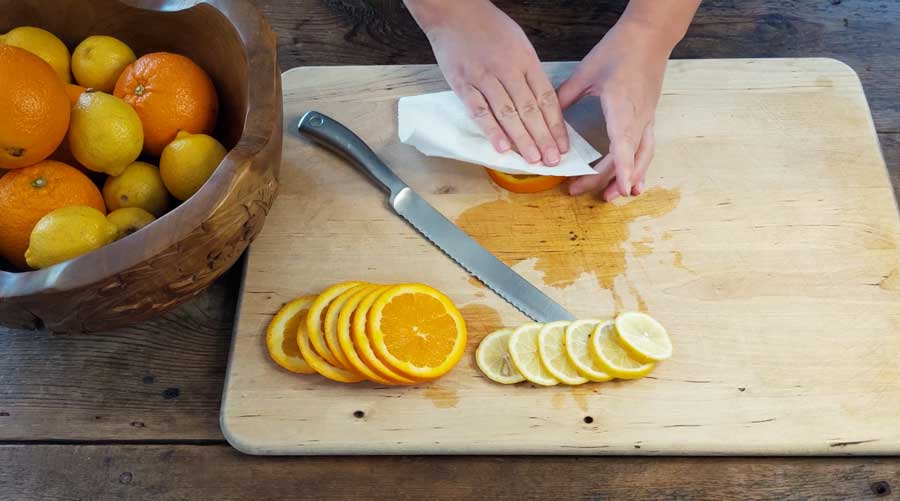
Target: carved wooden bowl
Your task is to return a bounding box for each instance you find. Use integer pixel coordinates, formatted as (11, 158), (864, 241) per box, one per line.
(0, 0), (281, 333)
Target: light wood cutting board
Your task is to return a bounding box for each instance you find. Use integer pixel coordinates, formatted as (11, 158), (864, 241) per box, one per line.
(222, 59), (900, 455)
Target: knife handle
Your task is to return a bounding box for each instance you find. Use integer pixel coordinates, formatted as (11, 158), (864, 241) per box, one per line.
(298, 111), (407, 196)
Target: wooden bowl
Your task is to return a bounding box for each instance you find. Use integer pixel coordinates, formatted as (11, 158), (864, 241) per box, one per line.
(0, 0), (281, 333)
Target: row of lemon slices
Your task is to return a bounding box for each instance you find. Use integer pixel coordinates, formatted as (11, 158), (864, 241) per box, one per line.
(266, 282), (468, 385)
(476, 312), (672, 385)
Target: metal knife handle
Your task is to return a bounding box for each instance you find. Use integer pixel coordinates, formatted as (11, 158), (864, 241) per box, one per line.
(298, 111), (407, 196)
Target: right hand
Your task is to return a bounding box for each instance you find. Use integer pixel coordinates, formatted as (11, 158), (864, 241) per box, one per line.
(407, 0), (569, 166)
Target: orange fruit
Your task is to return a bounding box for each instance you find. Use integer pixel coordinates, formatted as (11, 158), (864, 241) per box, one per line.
(323, 283), (373, 370)
(485, 168), (565, 193)
(366, 284), (467, 380)
(305, 281), (363, 369)
(65, 83), (86, 105)
(336, 285), (404, 386)
(350, 286), (418, 385)
(113, 52), (218, 156)
(266, 296), (316, 375)
(296, 296), (366, 384)
(0, 45), (71, 169)
(0, 160), (105, 269)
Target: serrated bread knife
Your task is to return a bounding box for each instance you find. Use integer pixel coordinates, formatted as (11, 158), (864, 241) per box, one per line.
(298, 111), (575, 323)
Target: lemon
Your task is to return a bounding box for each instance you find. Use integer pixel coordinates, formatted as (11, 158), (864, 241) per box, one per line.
(589, 321), (655, 380)
(103, 161), (169, 216)
(475, 328), (525, 385)
(25, 206), (117, 269)
(508, 323), (558, 386)
(537, 321), (588, 385)
(107, 207), (155, 240)
(69, 91), (143, 176)
(71, 35), (136, 93)
(614, 312), (673, 363)
(160, 131), (226, 201)
(0, 26), (71, 82)
(564, 319), (614, 382)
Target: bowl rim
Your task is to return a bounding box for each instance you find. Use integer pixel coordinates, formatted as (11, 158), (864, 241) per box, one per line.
(0, 0), (279, 298)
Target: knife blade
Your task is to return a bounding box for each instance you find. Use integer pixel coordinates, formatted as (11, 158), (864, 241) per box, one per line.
(298, 111), (575, 323)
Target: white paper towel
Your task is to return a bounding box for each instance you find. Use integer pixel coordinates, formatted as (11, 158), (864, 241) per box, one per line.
(398, 91), (600, 177)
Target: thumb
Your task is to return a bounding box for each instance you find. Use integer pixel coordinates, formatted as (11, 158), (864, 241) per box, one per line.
(556, 72), (586, 110)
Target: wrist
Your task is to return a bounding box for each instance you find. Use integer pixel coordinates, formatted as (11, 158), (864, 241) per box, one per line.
(404, 0), (470, 34)
(613, 16), (684, 56)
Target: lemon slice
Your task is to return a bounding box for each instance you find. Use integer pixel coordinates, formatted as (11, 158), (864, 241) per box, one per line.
(537, 321), (587, 385)
(589, 321), (655, 380)
(614, 311), (672, 363)
(475, 328), (525, 384)
(564, 319), (613, 382)
(508, 323), (559, 386)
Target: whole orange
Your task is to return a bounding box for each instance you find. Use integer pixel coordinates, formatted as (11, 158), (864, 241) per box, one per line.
(0, 45), (71, 169)
(0, 160), (106, 269)
(114, 52), (218, 156)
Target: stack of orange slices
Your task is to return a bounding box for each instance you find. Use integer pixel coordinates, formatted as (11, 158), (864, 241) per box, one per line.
(266, 282), (467, 385)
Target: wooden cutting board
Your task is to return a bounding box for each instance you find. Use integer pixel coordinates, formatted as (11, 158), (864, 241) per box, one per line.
(221, 59), (900, 455)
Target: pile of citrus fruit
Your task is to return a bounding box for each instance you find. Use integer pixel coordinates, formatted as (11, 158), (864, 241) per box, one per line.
(0, 26), (226, 270)
(267, 282), (468, 385)
(476, 312), (672, 385)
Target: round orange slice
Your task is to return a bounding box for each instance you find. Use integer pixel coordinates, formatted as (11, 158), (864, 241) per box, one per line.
(335, 285), (403, 386)
(265, 295), (316, 374)
(306, 281), (362, 368)
(351, 287), (419, 385)
(297, 296), (366, 384)
(486, 168), (565, 193)
(367, 283), (467, 380)
(324, 283), (373, 369)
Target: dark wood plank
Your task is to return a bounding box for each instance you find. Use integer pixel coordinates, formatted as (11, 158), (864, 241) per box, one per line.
(0, 268), (238, 441)
(1, 445), (898, 500)
(257, 0), (900, 133)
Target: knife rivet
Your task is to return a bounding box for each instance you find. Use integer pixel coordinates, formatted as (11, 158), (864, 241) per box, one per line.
(309, 115), (324, 127)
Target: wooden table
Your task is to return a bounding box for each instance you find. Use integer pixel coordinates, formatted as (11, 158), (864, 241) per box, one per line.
(2, 1), (899, 498)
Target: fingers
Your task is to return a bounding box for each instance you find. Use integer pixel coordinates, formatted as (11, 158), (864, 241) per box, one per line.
(556, 69), (587, 110)
(601, 94), (642, 197)
(500, 75), (560, 165)
(478, 77), (543, 164)
(458, 84), (512, 153)
(526, 69), (569, 154)
(568, 155), (614, 196)
(630, 122), (655, 195)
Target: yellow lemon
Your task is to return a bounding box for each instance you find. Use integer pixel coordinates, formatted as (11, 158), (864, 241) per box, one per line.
(0, 26), (71, 82)
(159, 131), (226, 201)
(475, 328), (525, 385)
(107, 207), (155, 240)
(614, 311), (673, 363)
(508, 323), (559, 386)
(537, 321), (588, 385)
(71, 35), (136, 93)
(25, 205), (117, 269)
(68, 91), (143, 176)
(589, 321), (655, 380)
(103, 161), (169, 216)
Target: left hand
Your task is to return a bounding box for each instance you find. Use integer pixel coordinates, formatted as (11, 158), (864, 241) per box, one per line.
(557, 20), (672, 201)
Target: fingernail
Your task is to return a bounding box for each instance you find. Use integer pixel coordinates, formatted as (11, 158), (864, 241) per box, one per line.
(569, 182), (583, 196)
(621, 181), (632, 197)
(524, 146), (541, 163)
(636, 181), (645, 194)
(545, 148), (560, 166)
(498, 138), (511, 152)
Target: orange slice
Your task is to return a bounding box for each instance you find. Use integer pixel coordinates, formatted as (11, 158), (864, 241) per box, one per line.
(297, 296), (366, 384)
(335, 285), (404, 385)
(306, 281), (362, 368)
(367, 283), (467, 380)
(324, 283), (373, 369)
(265, 296), (316, 374)
(351, 287), (419, 385)
(486, 169), (565, 193)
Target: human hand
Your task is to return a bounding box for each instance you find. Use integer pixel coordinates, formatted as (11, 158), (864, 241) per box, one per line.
(405, 0), (569, 166)
(557, 20), (672, 200)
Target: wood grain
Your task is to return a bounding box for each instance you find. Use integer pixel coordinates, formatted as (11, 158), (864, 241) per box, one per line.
(1, 445), (899, 500)
(0, 267), (239, 441)
(0, 0), (281, 334)
(224, 60), (900, 455)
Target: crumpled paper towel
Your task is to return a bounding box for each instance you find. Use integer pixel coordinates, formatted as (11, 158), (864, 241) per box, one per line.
(398, 91), (600, 176)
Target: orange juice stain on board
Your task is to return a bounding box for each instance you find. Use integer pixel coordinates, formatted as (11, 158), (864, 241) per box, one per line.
(455, 187), (682, 307)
